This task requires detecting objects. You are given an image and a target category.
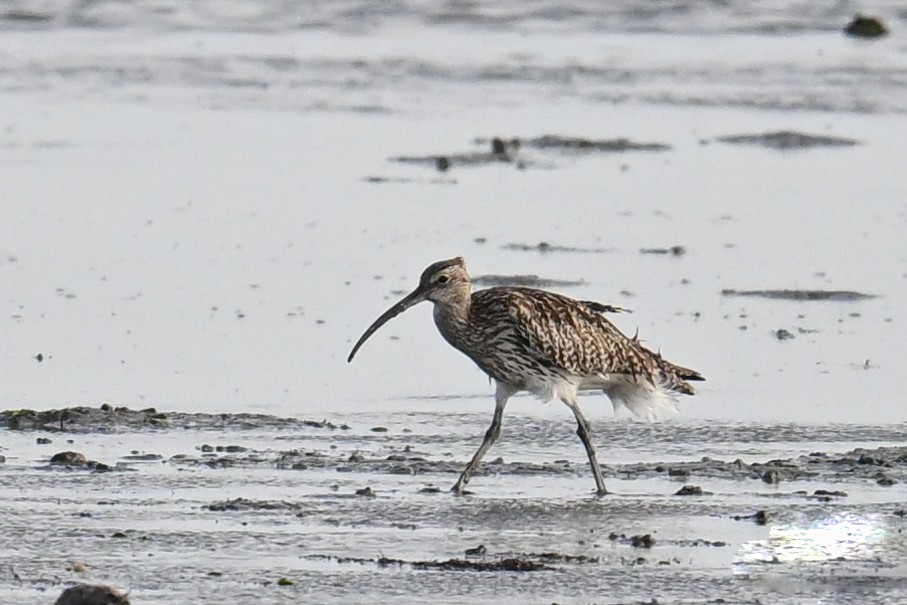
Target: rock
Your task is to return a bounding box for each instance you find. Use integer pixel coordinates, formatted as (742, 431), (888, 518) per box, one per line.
(844, 15), (888, 38)
(675, 485), (704, 496)
(858, 454), (889, 466)
(762, 469), (782, 484)
(640, 245), (686, 256)
(277, 577), (294, 586)
(630, 534), (655, 548)
(813, 489), (847, 497)
(55, 583), (130, 605)
(50, 451), (88, 466)
(355, 486), (376, 497)
(36, 437), (52, 445)
(734, 510), (771, 525)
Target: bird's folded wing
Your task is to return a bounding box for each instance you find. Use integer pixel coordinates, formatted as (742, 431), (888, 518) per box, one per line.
(504, 289), (656, 381)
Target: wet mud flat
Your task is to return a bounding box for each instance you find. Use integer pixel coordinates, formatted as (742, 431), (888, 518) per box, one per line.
(2, 407), (907, 605)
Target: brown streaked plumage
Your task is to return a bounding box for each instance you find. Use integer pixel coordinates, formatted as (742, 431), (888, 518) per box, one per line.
(348, 256), (703, 496)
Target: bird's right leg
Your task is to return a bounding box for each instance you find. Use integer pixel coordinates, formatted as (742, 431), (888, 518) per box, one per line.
(451, 383), (514, 494)
(562, 396), (608, 496)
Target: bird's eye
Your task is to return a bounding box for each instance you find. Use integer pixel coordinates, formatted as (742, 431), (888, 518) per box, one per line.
(436, 274), (450, 284)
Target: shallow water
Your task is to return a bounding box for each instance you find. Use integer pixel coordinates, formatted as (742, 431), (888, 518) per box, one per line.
(1, 1), (907, 603)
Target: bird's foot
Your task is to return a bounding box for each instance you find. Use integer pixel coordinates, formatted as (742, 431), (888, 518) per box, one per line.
(595, 487), (609, 498)
(450, 480), (473, 496)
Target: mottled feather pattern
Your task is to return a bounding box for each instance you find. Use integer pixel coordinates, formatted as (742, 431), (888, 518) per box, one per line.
(448, 287), (699, 396)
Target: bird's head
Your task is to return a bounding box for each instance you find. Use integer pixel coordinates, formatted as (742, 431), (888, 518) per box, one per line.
(416, 256), (471, 304)
(347, 256), (470, 362)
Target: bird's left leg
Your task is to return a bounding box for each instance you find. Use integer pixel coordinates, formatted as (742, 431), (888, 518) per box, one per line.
(451, 382), (515, 494)
(562, 396), (608, 496)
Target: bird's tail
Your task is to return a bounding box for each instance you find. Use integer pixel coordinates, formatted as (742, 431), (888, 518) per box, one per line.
(602, 375), (679, 421)
(657, 359), (705, 396)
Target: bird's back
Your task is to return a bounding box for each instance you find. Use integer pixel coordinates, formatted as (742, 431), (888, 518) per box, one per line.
(465, 287), (702, 396)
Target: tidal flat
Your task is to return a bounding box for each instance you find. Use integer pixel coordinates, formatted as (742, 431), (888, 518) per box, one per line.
(2, 406), (907, 604)
(2, 1), (907, 603)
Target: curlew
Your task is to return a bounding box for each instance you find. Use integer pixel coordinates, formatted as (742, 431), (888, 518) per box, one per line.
(348, 257), (703, 496)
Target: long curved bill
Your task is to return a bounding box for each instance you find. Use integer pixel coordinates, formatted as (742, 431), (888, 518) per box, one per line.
(347, 288), (428, 362)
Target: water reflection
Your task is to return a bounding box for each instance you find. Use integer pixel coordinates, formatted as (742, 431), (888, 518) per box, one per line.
(735, 512), (894, 566)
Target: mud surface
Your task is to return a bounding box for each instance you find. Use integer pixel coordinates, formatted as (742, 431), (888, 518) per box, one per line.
(715, 131), (860, 149)
(391, 135), (671, 173)
(471, 274), (586, 288)
(3, 406), (907, 604)
(721, 289), (877, 302)
(0, 406), (346, 432)
(500, 241), (617, 255)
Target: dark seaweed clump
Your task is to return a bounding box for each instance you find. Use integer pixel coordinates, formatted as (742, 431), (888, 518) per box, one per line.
(0, 405), (349, 432)
(473, 273), (585, 288)
(722, 289), (876, 301)
(306, 553), (555, 572)
(716, 131), (859, 149)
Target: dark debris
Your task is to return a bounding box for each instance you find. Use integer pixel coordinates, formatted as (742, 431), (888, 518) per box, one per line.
(716, 131), (859, 150)
(204, 498), (303, 512)
(472, 273), (585, 288)
(500, 241), (616, 255)
(722, 289), (876, 302)
(307, 553), (554, 572)
(0, 405), (350, 432)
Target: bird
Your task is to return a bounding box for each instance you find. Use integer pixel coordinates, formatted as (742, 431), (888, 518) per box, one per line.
(347, 257), (703, 496)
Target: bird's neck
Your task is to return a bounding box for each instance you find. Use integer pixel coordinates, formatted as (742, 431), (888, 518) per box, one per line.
(432, 291), (472, 349)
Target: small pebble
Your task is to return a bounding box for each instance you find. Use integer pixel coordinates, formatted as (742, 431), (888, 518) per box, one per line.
(675, 485), (704, 496)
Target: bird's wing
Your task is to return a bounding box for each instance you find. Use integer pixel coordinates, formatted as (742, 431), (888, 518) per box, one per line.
(501, 288), (657, 381)
(580, 300), (632, 314)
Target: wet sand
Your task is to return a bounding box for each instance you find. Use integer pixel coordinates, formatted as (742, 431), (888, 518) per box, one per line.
(2, 407), (907, 604)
